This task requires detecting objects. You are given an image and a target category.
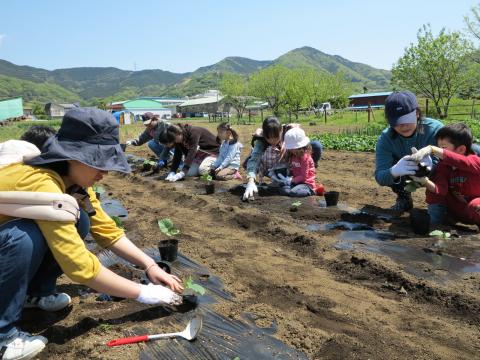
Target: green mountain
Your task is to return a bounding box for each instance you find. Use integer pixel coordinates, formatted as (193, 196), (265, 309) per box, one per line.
(0, 46), (391, 103)
(273, 46), (391, 90)
(0, 74), (79, 103)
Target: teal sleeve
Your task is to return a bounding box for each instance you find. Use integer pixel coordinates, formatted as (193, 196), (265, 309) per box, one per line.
(374, 133), (396, 186)
(246, 140), (266, 179)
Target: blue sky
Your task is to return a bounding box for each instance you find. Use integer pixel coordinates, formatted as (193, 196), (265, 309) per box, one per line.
(0, 0), (477, 73)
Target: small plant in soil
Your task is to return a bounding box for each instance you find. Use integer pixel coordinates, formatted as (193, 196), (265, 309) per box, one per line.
(111, 215), (125, 230)
(290, 201), (302, 212)
(142, 159), (156, 171)
(201, 173), (213, 183)
(183, 275), (206, 296)
(158, 218), (180, 237)
(92, 184), (105, 199)
(429, 230), (451, 239)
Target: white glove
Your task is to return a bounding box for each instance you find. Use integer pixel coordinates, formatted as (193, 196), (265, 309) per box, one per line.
(172, 171), (185, 182)
(409, 146), (433, 163)
(390, 155), (418, 178)
(277, 174), (292, 186)
(165, 172), (176, 181)
(126, 140), (132, 146)
(242, 178), (258, 200)
(136, 283), (182, 305)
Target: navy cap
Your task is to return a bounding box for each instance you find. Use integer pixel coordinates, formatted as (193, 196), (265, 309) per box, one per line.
(26, 107), (131, 173)
(385, 91), (418, 127)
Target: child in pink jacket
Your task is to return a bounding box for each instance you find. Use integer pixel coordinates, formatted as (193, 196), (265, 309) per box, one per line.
(274, 128), (322, 197)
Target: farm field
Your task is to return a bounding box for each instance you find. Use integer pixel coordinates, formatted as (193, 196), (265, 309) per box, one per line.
(20, 123), (480, 360)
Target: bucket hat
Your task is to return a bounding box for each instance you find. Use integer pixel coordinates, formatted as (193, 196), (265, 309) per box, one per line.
(142, 112), (158, 125)
(26, 107), (130, 173)
(284, 128), (310, 150)
(385, 91), (418, 127)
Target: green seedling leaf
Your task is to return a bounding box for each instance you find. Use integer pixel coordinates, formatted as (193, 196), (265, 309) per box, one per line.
(158, 218), (180, 237)
(92, 184), (106, 194)
(429, 230), (444, 237)
(404, 180), (420, 193)
(444, 232), (451, 239)
(143, 160), (156, 166)
(111, 216), (125, 230)
(291, 201), (302, 207)
(183, 275), (206, 295)
(201, 173), (213, 182)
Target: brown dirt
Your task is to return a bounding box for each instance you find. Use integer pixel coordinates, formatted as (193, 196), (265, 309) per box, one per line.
(22, 124), (480, 359)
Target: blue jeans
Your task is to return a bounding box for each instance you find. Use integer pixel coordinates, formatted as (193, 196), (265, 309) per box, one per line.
(279, 184), (315, 197)
(310, 140), (323, 168)
(147, 140), (173, 163)
(0, 210), (90, 340)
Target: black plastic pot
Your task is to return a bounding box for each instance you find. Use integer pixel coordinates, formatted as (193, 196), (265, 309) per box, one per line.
(205, 183), (215, 195)
(324, 191), (339, 206)
(415, 164), (430, 177)
(95, 192), (101, 200)
(176, 294), (198, 313)
(410, 209), (430, 235)
(120, 143), (127, 152)
(155, 261), (171, 274)
(142, 163), (153, 172)
(158, 239), (179, 262)
(290, 206), (299, 212)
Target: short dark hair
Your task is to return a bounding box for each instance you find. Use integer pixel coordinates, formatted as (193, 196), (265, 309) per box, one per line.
(262, 116), (282, 139)
(159, 124), (183, 144)
(35, 161), (70, 176)
(435, 123), (473, 152)
(20, 125), (57, 150)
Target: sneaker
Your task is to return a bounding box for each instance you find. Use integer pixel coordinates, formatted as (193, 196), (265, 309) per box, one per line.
(24, 293), (71, 312)
(390, 197), (413, 212)
(0, 331), (47, 360)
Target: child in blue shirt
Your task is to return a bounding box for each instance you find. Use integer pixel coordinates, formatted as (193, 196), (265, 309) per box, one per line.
(210, 122), (243, 180)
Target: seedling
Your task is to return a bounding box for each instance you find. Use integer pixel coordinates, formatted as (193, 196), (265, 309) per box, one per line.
(158, 218), (180, 237)
(201, 173), (213, 183)
(429, 230), (451, 239)
(290, 201), (302, 212)
(92, 184), (105, 195)
(111, 215), (125, 230)
(183, 275), (206, 296)
(404, 180), (422, 193)
(143, 159), (156, 166)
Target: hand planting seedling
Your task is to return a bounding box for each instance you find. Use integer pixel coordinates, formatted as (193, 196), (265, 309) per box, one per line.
(111, 215), (125, 230)
(290, 201), (302, 212)
(158, 218), (180, 237)
(183, 275), (206, 296)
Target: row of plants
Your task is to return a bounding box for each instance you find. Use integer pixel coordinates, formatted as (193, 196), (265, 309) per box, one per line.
(311, 133), (378, 152)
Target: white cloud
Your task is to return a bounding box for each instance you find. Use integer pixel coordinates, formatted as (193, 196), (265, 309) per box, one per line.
(0, 34), (5, 46)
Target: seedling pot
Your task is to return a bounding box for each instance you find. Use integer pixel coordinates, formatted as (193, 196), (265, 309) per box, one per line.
(274, 168), (288, 177)
(290, 206), (298, 212)
(176, 294), (198, 312)
(415, 164), (430, 177)
(410, 209), (430, 235)
(205, 183), (215, 195)
(142, 163), (153, 172)
(324, 191), (339, 206)
(155, 261), (171, 274)
(158, 239), (179, 262)
(120, 143), (127, 152)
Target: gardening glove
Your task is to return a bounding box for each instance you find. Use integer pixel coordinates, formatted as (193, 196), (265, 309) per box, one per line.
(411, 147), (433, 168)
(409, 146), (433, 163)
(390, 155), (418, 178)
(277, 174), (292, 186)
(243, 178), (258, 200)
(156, 159), (166, 168)
(136, 283), (182, 305)
(268, 170), (282, 184)
(165, 172), (176, 181)
(172, 171), (185, 182)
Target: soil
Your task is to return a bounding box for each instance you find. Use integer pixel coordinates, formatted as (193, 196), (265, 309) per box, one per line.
(22, 124), (480, 359)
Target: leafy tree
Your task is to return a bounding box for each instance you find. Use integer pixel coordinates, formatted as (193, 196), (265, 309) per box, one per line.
(249, 65), (288, 117)
(465, 3), (480, 64)
(283, 68), (309, 120)
(392, 25), (478, 118)
(220, 73), (250, 120)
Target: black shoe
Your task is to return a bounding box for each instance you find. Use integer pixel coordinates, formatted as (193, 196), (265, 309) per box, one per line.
(390, 197), (413, 212)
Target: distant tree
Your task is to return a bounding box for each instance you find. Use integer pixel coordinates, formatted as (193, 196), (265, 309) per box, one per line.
(220, 73), (250, 120)
(92, 98), (107, 110)
(283, 68), (310, 121)
(249, 65), (288, 117)
(465, 3), (480, 64)
(32, 103), (46, 116)
(392, 25), (478, 118)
